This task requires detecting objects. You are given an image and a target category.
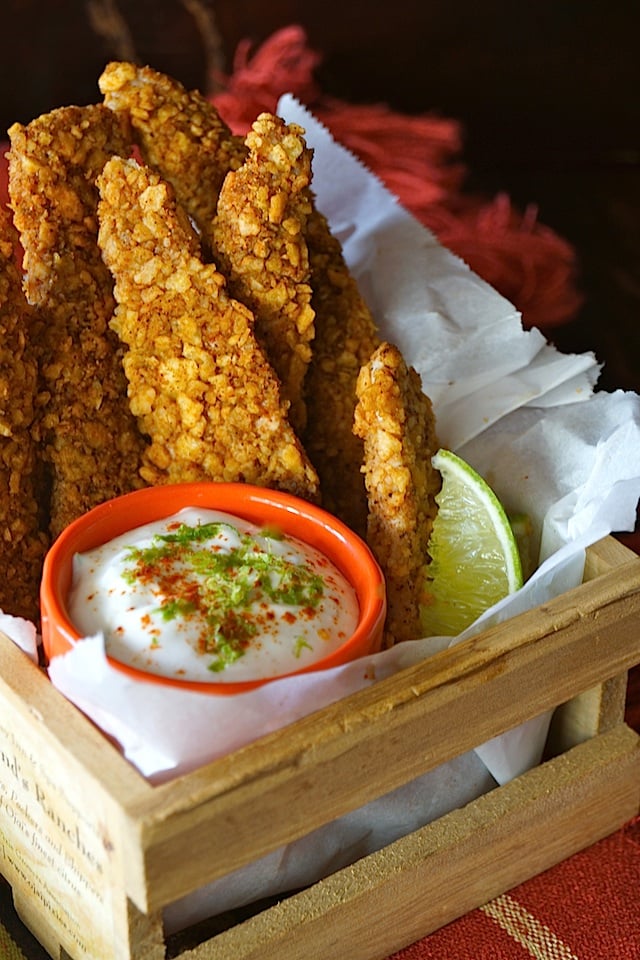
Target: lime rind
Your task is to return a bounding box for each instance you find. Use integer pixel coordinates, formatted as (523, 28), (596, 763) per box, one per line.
(420, 449), (524, 637)
(433, 449), (523, 590)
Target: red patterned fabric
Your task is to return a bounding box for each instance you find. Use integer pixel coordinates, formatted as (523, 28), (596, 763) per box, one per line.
(390, 816), (640, 958)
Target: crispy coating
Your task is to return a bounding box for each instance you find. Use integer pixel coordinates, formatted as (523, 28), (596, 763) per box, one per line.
(97, 156), (320, 501)
(100, 59), (377, 522)
(212, 114), (315, 433)
(0, 207), (49, 621)
(302, 204), (380, 535)
(99, 61), (246, 247)
(354, 342), (441, 645)
(8, 104), (147, 538)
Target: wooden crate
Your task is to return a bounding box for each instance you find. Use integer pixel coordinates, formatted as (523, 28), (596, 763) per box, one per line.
(1, 535), (640, 960)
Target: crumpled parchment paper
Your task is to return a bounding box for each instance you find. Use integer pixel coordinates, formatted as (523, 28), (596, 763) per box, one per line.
(4, 95), (640, 930)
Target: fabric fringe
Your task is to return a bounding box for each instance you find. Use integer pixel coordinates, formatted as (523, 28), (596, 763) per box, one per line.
(211, 25), (584, 332)
(0, 24), (583, 332)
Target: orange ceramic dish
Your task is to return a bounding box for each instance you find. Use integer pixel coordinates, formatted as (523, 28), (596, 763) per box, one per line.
(40, 483), (386, 694)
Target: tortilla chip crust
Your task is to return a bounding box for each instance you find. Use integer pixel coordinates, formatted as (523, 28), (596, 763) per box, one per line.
(97, 156), (320, 502)
(354, 341), (441, 644)
(8, 104), (147, 538)
(212, 114), (315, 433)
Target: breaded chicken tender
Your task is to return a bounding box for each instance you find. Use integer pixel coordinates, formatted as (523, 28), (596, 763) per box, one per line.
(212, 114), (315, 433)
(99, 61), (246, 248)
(8, 104), (147, 538)
(354, 342), (441, 645)
(0, 207), (49, 621)
(100, 60), (377, 522)
(97, 156), (320, 501)
(303, 205), (380, 535)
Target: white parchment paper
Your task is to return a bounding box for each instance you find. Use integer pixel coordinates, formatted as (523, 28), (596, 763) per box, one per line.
(4, 96), (640, 928)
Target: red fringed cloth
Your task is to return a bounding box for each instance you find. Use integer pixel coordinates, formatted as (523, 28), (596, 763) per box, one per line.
(0, 24), (582, 333)
(211, 25), (584, 333)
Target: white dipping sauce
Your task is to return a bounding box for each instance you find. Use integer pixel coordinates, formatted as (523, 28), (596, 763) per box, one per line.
(68, 508), (360, 683)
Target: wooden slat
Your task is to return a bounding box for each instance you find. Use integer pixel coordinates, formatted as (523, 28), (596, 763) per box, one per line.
(546, 675), (628, 758)
(583, 535), (636, 581)
(0, 635), (149, 806)
(2, 538), (639, 922)
(548, 537), (636, 756)
(178, 724), (640, 960)
(134, 547), (640, 910)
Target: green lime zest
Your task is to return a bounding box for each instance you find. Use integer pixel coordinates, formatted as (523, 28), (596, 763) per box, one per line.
(157, 597), (197, 621)
(122, 521), (325, 669)
(207, 637), (245, 673)
(294, 636), (313, 658)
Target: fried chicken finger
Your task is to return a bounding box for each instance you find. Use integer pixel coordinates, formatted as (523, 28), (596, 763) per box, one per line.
(0, 207), (48, 621)
(211, 114), (315, 433)
(8, 104), (147, 538)
(303, 204), (380, 536)
(97, 156), (320, 502)
(99, 61), (247, 249)
(354, 341), (441, 645)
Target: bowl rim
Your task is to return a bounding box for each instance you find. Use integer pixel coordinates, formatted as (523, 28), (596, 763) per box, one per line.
(40, 482), (386, 695)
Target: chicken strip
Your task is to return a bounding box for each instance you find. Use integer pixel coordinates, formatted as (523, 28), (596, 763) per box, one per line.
(353, 342), (441, 645)
(302, 204), (380, 535)
(211, 114), (315, 433)
(0, 207), (49, 622)
(100, 60), (375, 517)
(8, 104), (147, 538)
(97, 156), (320, 501)
(99, 60), (247, 249)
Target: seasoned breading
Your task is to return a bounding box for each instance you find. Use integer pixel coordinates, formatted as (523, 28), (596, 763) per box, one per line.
(0, 206), (49, 621)
(8, 104), (147, 538)
(302, 204), (380, 535)
(354, 342), (441, 645)
(97, 156), (320, 501)
(99, 61), (247, 248)
(212, 114), (315, 433)
(100, 59), (377, 515)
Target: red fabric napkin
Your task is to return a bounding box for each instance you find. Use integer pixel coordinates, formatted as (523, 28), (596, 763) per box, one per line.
(210, 26), (584, 334)
(390, 815), (640, 958)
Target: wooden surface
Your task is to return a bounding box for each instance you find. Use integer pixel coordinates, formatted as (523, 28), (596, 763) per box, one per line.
(164, 726), (640, 960)
(1, 540), (640, 958)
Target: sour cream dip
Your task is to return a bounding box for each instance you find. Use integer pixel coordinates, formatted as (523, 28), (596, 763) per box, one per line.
(68, 507), (360, 684)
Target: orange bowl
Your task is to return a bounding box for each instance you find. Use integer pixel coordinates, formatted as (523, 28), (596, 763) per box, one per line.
(40, 483), (386, 694)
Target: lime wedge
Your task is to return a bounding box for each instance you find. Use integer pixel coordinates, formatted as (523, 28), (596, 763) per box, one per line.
(420, 449), (523, 637)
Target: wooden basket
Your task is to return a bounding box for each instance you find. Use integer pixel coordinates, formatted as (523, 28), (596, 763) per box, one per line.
(1, 536), (639, 960)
